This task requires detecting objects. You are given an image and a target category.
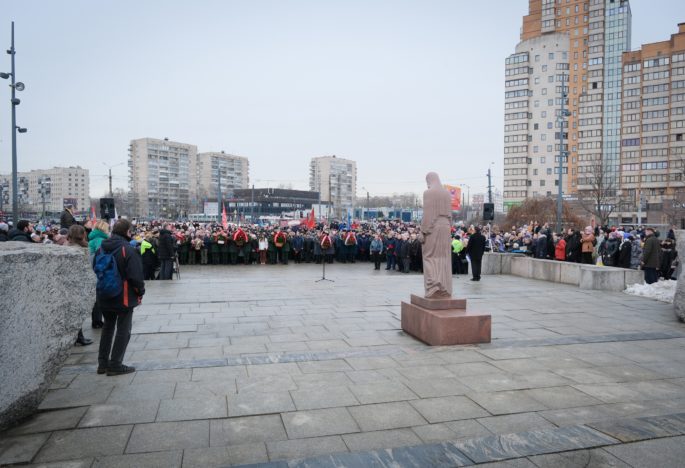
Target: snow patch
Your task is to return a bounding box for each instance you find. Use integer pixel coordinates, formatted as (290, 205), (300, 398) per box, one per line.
(624, 279), (678, 303)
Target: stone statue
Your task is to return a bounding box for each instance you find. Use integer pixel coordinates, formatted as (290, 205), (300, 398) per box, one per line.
(419, 172), (453, 298)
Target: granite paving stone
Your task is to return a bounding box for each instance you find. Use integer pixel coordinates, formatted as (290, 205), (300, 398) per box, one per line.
(34, 426), (132, 463)
(91, 450), (183, 468)
(349, 381), (418, 404)
(289, 386), (359, 410)
(348, 401), (427, 432)
(524, 386), (602, 409)
(38, 384), (114, 410)
(79, 400), (160, 427)
(477, 412), (557, 435)
(528, 448), (631, 468)
(410, 396), (490, 423)
(342, 428), (423, 452)
(281, 407), (360, 439)
(210, 415), (287, 446)
(604, 435), (685, 467)
(132, 369), (192, 384)
(106, 382), (176, 402)
(411, 423), (462, 443)
(266, 435), (349, 462)
(157, 397), (227, 421)
(467, 391), (546, 416)
(125, 420), (209, 453)
(5, 407), (88, 436)
(0, 433), (50, 465)
(173, 380), (237, 399)
(228, 391), (295, 416)
(182, 444), (269, 468)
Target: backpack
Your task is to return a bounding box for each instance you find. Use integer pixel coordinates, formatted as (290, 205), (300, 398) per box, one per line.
(93, 246), (125, 298)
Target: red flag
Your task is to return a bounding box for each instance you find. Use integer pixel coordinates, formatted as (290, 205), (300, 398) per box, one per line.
(307, 208), (316, 229)
(222, 203), (228, 229)
(90, 204), (97, 222)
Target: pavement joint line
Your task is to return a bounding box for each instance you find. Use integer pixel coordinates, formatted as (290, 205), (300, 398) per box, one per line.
(234, 411), (685, 467)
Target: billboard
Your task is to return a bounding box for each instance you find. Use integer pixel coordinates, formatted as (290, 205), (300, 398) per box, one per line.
(444, 185), (462, 211)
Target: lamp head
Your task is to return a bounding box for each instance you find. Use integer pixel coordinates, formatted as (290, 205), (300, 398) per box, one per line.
(17, 127), (27, 133)
(0, 72), (10, 79)
(14, 82), (24, 91)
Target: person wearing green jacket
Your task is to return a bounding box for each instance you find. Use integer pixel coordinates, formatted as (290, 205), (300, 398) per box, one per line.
(451, 235), (465, 275)
(88, 220), (111, 329)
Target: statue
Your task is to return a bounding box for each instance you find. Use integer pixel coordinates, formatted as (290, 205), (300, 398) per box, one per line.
(419, 172), (453, 298)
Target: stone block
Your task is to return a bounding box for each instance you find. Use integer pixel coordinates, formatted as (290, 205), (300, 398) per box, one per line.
(675, 230), (685, 322)
(410, 294), (466, 310)
(624, 269), (644, 288)
(500, 254), (522, 275)
(579, 266), (626, 292)
(481, 253), (502, 275)
(559, 262), (582, 285)
(401, 301), (491, 346)
(0, 243), (95, 430)
(511, 256), (533, 278)
(531, 259), (561, 283)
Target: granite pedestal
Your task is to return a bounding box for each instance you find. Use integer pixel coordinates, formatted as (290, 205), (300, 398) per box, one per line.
(401, 294), (491, 346)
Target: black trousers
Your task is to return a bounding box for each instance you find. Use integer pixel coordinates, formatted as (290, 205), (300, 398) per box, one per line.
(98, 306), (133, 368)
(644, 267), (658, 284)
(371, 251), (381, 269)
(471, 256), (482, 280)
(159, 259), (174, 280)
(92, 301), (103, 326)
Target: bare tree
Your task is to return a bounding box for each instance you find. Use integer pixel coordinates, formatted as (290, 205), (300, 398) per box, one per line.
(505, 197), (583, 230)
(577, 159), (620, 226)
(661, 155), (685, 228)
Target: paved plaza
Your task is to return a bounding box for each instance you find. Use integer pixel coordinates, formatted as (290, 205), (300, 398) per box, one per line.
(2, 264), (685, 467)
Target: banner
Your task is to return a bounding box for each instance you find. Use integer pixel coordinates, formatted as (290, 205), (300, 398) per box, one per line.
(444, 185), (462, 211)
(221, 203), (228, 229)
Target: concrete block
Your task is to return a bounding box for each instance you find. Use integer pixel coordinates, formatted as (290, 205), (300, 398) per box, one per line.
(511, 257), (533, 278)
(401, 301), (491, 346)
(500, 254), (522, 275)
(0, 243), (95, 430)
(675, 230), (685, 323)
(481, 253), (502, 275)
(531, 259), (561, 283)
(559, 262), (582, 285)
(579, 266), (625, 292)
(624, 269), (644, 288)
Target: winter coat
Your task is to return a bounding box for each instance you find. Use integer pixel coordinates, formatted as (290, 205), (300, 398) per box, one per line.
(0, 231), (8, 242)
(399, 240), (411, 259)
(96, 233), (145, 311)
(157, 229), (176, 260)
(618, 240), (632, 269)
(370, 239), (383, 253)
(565, 233), (581, 262)
(554, 239), (566, 261)
(630, 241), (642, 269)
(535, 235), (548, 259)
(465, 232), (486, 260)
(88, 228), (109, 254)
(8, 228), (32, 242)
(603, 238), (620, 267)
(641, 235), (661, 269)
(60, 209), (76, 229)
(581, 233), (596, 253)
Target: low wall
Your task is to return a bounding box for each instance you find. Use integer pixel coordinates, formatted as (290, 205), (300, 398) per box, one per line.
(0, 242), (95, 430)
(482, 252), (644, 292)
(675, 230), (685, 322)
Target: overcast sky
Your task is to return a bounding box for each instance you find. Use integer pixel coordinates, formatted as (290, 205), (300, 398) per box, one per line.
(0, 0), (682, 199)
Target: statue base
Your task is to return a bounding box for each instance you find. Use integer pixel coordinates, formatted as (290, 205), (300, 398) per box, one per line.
(401, 294), (491, 346)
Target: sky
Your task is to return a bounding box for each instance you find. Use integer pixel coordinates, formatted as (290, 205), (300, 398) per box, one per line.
(0, 0), (683, 200)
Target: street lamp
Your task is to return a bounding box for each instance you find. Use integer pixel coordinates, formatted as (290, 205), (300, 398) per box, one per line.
(556, 91), (571, 233)
(459, 184), (470, 222)
(102, 162), (125, 198)
(361, 186), (370, 220)
(1, 22), (28, 225)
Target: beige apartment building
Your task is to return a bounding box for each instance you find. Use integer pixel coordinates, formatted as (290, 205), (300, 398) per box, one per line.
(504, 0), (632, 214)
(196, 151), (249, 201)
(0, 166), (89, 215)
(309, 155), (357, 219)
(618, 23), (685, 227)
(129, 138), (198, 218)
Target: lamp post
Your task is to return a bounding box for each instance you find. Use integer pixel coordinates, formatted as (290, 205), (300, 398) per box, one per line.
(361, 186), (370, 220)
(556, 91), (570, 233)
(460, 184), (470, 222)
(102, 162), (125, 198)
(1, 22), (28, 225)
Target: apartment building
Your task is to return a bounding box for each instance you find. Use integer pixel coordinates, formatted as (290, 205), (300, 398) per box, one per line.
(196, 151), (249, 201)
(504, 0), (632, 213)
(309, 155), (357, 219)
(0, 166), (89, 214)
(618, 23), (685, 226)
(129, 138), (198, 218)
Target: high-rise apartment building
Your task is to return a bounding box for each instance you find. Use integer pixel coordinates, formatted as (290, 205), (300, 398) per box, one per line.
(504, 0), (632, 213)
(129, 138), (198, 218)
(618, 23), (685, 226)
(0, 166), (89, 214)
(309, 155), (357, 219)
(196, 151), (249, 201)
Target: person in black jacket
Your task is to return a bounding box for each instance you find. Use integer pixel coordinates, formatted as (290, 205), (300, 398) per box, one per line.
(96, 219), (145, 376)
(0, 222), (9, 242)
(157, 224), (176, 280)
(465, 227), (487, 281)
(8, 219), (33, 242)
(60, 204), (77, 229)
(618, 236), (632, 269)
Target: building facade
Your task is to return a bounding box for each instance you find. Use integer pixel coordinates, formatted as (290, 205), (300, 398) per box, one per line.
(196, 151), (249, 202)
(309, 155), (357, 219)
(618, 23), (685, 227)
(504, 0), (632, 214)
(129, 138), (198, 218)
(0, 166), (89, 216)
